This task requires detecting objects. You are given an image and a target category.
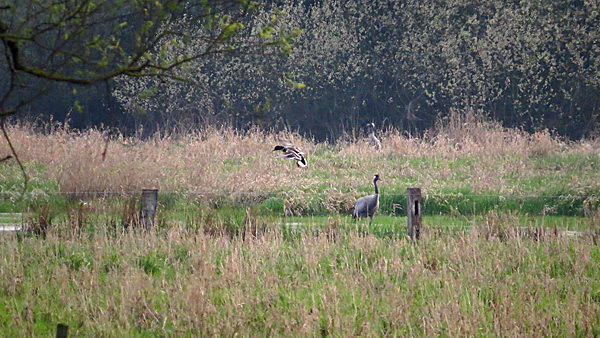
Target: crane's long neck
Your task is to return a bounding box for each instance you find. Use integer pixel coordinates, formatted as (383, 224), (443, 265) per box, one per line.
(373, 179), (379, 195)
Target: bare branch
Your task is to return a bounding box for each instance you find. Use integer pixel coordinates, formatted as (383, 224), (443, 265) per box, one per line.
(0, 118), (29, 190)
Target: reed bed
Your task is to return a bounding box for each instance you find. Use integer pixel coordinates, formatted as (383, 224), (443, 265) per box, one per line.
(1, 113), (599, 215)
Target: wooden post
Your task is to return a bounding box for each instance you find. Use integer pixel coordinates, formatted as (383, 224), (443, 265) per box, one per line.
(56, 323), (69, 338)
(139, 189), (158, 230)
(407, 188), (422, 241)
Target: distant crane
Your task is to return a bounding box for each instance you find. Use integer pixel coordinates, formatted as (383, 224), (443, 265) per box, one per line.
(366, 123), (381, 150)
(352, 174), (381, 225)
(402, 92), (430, 136)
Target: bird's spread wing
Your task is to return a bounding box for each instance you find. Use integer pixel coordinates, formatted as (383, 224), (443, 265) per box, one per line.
(286, 146), (304, 156)
(275, 141), (305, 155)
(274, 142), (307, 167)
(278, 153), (302, 161)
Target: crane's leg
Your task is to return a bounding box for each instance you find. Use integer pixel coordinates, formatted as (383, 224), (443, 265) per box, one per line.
(369, 215), (373, 226)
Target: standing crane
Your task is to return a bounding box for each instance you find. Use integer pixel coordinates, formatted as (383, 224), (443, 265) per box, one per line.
(367, 123), (381, 150)
(352, 174), (381, 225)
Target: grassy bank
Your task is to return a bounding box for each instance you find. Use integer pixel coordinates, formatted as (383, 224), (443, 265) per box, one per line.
(1, 114), (600, 216)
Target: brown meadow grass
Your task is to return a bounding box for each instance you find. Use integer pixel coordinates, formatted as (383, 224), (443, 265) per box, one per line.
(2, 112), (599, 201)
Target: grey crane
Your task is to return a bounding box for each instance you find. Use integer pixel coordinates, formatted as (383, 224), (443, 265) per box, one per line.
(352, 174), (381, 225)
(367, 123), (381, 150)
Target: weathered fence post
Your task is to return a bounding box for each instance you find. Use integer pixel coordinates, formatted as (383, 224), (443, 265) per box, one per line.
(407, 188), (422, 241)
(139, 189), (158, 230)
(56, 323), (69, 338)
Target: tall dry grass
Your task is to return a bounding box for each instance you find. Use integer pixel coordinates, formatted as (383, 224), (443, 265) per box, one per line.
(342, 110), (589, 157)
(1, 112), (599, 201)
(1, 220), (598, 336)
(2, 124), (312, 194)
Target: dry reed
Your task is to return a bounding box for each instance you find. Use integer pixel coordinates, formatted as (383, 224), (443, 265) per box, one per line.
(1, 113), (599, 207)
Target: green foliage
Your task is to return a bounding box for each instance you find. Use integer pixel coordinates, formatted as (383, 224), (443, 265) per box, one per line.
(218, 22), (245, 41)
(199, 205), (247, 237)
(101, 249), (123, 273)
(260, 197), (284, 214)
(137, 250), (168, 276)
(0, 164), (67, 213)
(138, 86), (158, 99)
(64, 250), (93, 271)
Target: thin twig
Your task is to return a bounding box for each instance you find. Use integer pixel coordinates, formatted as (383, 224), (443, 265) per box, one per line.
(0, 118), (29, 191)
(101, 137), (109, 161)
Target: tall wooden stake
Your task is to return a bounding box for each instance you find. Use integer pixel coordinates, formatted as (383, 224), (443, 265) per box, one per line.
(140, 189), (158, 230)
(56, 323), (69, 338)
(407, 187), (422, 241)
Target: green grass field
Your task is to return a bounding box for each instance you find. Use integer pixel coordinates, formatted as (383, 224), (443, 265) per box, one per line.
(1, 219), (599, 336)
(0, 197), (598, 335)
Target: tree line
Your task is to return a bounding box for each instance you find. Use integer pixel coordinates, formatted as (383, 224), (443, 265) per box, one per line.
(3, 0), (599, 140)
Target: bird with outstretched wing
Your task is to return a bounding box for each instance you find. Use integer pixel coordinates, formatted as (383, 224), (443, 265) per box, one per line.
(273, 142), (307, 168)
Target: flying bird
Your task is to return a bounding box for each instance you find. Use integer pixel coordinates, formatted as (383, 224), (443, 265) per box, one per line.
(352, 174), (381, 225)
(273, 142), (307, 168)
